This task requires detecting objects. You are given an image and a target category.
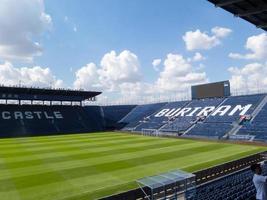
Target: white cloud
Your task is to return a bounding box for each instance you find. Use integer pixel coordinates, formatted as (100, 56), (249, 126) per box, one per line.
(0, 62), (63, 88)
(0, 0), (52, 62)
(190, 52), (206, 62)
(73, 63), (102, 90)
(228, 62), (267, 93)
(74, 51), (208, 104)
(229, 33), (267, 60)
(228, 53), (246, 59)
(118, 82), (155, 103)
(193, 52), (205, 61)
(98, 50), (142, 91)
(152, 59), (161, 71)
(211, 26), (232, 38)
(156, 53), (207, 93)
(183, 27), (231, 51)
(183, 30), (218, 51)
(74, 50), (141, 92)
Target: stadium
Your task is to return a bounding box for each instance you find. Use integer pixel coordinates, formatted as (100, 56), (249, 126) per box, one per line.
(1, 0), (267, 200)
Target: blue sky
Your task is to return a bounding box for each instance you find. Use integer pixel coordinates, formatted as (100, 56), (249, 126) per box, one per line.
(0, 0), (266, 103)
(38, 0), (262, 84)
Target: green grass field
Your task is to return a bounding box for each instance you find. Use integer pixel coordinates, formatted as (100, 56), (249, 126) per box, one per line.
(0, 132), (265, 200)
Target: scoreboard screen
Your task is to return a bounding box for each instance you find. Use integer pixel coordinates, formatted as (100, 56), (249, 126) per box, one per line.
(191, 81), (230, 99)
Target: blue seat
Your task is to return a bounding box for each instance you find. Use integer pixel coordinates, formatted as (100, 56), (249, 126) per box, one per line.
(188, 166), (267, 200)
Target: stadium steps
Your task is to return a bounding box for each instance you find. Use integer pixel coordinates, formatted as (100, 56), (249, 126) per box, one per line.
(203, 97), (228, 122)
(224, 124), (242, 138)
(156, 101), (193, 133)
(224, 95), (267, 139)
(182, 122), (197, 135)
(137, 102), (171, 131)
(118, 106), (139, 123)
(99, 106), (106, 128)
(183, 98), (228, 136)
(250, 94), (267, 122)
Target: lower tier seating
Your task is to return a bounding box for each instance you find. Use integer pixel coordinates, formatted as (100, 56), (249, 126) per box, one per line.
(188, 165), (267, 200)
(186, 123), (233, 138)
(237, 102), (267, 141)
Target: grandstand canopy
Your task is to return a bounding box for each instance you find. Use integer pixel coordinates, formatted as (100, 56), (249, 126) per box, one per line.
(137, 170), (195, 200)
(137, 170), (195, 189)
(208, 0), (267, 31)
(0, 86), (101, 101)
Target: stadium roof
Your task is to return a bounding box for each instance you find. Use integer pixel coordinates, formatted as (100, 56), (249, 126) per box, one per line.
(0, 86), (101, 101)
(208, 0), (267, 31)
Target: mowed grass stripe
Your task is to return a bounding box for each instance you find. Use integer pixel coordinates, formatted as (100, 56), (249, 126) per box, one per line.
(183, 148), (265, 172)
(2, 140), (193, 170)
(63, 147), (263, 200)
(1, 137), (187, 164)
(0, 133), (149, 150)
(0, 132), (265, 200)
(13, 171), (127, 200)
(0, 136), (156, 155)
(0, 159), (21, 200)
(0, 141), (203, 180)
(18, 145), (262, 200)
(0, 136), (158, 157)
(0, 143), (228, 191)
(0, 132), (126, 145)
(91, 148), (263, 200)
(0, 142), (230, 200)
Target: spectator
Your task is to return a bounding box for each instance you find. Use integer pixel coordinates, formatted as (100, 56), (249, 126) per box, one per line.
(251, 163), (267, 200)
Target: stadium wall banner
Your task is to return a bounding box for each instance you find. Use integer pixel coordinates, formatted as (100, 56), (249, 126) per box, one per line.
(0, 111), (64, 120)
(154, 104), (252, 117)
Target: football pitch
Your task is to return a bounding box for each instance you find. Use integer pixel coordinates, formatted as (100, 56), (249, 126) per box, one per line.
(0, 132), (266, 200)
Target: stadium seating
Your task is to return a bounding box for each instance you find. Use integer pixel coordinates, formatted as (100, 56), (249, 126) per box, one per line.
(186, 122), (233, 139)
(115, 94), (266, 140)
(237, 101), (267, 141)
(186, 94), (265, 138)
(133, 101), (189, 131)
(188, 166), (267, 200)
(0, 105), (105, 137)
(160, 98), (224, 133)
(119, 102), (167, 130)
(206, 94), (264, 123)
(1, 93), (267, 141)
(101, 105), (136, 129)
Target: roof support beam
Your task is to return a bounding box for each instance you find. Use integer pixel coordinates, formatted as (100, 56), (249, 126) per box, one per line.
(236, 6), (267, 17)
(257, 23), (267, 28)
(215, 0), (244, 7)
